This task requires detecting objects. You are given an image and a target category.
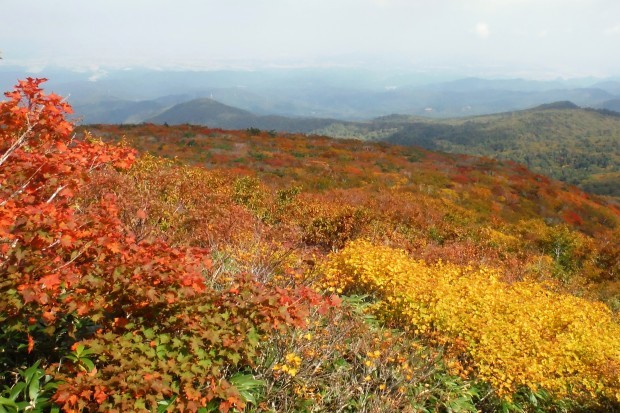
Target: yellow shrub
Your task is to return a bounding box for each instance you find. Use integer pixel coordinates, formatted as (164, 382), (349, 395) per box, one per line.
(320, 240), (620, 403)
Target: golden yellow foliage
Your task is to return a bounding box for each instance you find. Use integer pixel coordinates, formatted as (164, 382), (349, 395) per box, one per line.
(320, 240), (620, 402)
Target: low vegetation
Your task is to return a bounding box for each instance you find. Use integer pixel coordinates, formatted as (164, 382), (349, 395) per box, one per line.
(311, 107), (620, 200)
(2, 79), (620, 412)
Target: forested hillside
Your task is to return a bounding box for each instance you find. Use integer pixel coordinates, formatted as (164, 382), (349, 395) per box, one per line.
(2, 80), (620, 412)
(309, 106), (620, 199)
(147, 98), (343, 133)
(384, 107), (620, 198)
(79, 91), (620, 200)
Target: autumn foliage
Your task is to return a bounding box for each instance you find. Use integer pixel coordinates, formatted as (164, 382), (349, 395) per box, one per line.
(2, 79), (620, 412)
(321, 240), (620, 404)
(0, 80), (329, 412)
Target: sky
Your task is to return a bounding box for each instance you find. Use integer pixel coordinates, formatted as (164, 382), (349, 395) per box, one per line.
(2, 0), (620, 78)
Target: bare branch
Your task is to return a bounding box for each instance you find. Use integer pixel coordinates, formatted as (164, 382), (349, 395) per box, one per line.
(0, 125), (32, 168)
(46, 184), (67, 204)
(50, 241), (92, 273)
(0, 164), (44, 207)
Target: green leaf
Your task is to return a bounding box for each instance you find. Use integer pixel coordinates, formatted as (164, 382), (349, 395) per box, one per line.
(28, 372), (41, 402)
(73, 344), (86, 356)
(21, 360), (41, 383)
(80, 358), (95, 372)
(43, 376), (59, 392)
(156, 395), (177, 413)
(134, 398), (146, 410)
(8, 382), (26, 401)
(230, 374), (264, 406)
(159, 334), (170, 345)
(79, 347), (96, 357)
(246, 327), (259, 347)
(228, 352), (241, 366)
(156, 345), (167, 359)
(0, 397), (18, 408)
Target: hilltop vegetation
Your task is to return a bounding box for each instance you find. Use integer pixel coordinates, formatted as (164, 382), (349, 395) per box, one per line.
(309, 106), (620, 199)
(147, 98), (342, 133)
(385, 107), (620, 198)
(38, 65), (617, 201)
(2, 80), (620, 412)
(130, 93), (620, 199)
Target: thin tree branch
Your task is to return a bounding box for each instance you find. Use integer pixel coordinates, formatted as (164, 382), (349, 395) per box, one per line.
(46, 184), (67, 204)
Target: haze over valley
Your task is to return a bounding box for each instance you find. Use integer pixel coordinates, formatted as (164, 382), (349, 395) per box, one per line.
(2, 66), (620, 124)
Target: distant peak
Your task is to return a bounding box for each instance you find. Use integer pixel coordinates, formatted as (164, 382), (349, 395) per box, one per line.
(532, 101), (580, 110)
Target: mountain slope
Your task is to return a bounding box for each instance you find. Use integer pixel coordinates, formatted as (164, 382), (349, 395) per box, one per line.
(142, 99), (620, 199)
(72, 122), (620, 410)
(83, 122), (620, 295)
(383, 106), (620, 198)
(6, 77), (620, 413)
(598, 98), (620, 113)
(147, 97), (348, 133)
(148, 98), (256, 126)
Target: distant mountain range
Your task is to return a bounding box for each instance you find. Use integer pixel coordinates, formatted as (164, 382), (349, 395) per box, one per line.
(599, 98), (620, 113)
(82, 80), (620, 125)
(2, 66), (619, 198)
(2, 66), (620, 123)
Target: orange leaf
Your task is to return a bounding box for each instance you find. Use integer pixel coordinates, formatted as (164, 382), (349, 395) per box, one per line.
(106, 242), (121, 253)
(55, 141), (68, 152)
(79, 389), (93, 399)
(39, 273), (61, 290)
(27, 334), (35, 354)
(60, 234), (73, 247)
(60, 187), (74, 198)
(93, 386), (107, 404)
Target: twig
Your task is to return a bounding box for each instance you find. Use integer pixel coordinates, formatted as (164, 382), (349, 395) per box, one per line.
(0, 164), (44, 207)
(46, 184), (67, 203)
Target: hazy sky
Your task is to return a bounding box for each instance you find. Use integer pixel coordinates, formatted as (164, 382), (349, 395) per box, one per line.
(2, 0), (620, 78)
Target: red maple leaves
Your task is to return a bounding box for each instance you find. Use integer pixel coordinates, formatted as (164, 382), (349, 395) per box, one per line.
(1, 78), (330, 412)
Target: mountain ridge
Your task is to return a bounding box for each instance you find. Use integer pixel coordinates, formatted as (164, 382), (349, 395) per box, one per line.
(4, 67), (619, 123)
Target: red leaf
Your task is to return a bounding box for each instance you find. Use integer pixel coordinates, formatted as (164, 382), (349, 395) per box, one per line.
(219, 401), (231, 413)
(20, 288), (36, 304)
(55, 141), (67, 152)
(330, 294), (342, 307)
(60, 187), (74, 198)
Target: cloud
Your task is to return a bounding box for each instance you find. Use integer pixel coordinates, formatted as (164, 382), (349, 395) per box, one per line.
(88, 68), (108, 82)
(605, 25), (620, 35)
(475, 23), (491, 38)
